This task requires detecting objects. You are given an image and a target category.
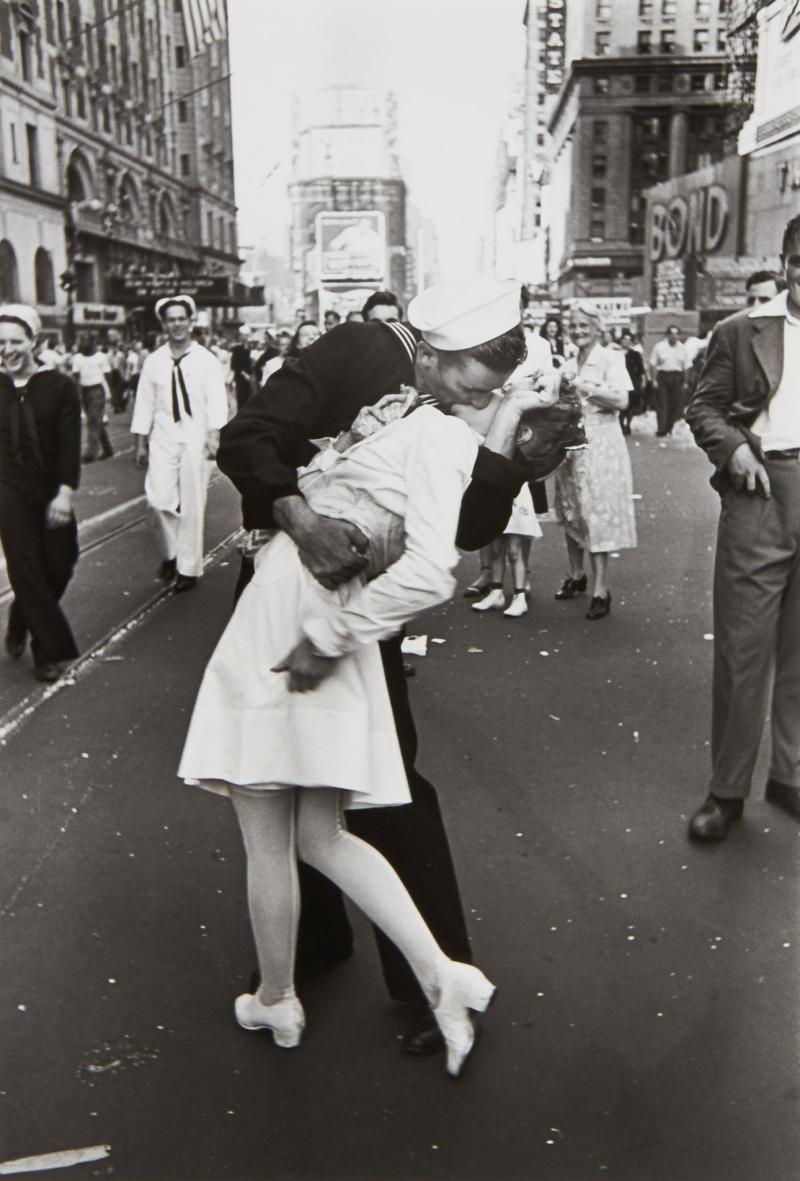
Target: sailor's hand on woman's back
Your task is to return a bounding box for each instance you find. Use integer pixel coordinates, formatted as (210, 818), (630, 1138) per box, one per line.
(273, 496), (368, 589)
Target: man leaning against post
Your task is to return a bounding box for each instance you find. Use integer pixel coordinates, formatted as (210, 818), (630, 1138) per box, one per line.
(685, 214), (800, 842)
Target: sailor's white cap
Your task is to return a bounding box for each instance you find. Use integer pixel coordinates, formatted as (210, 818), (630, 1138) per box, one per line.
(0, 303), (41, 338)
(407, 278), (521, 351)
(154, 294), (197, 320)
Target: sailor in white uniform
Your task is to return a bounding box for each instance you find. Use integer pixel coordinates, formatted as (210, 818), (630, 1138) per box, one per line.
(131, 295), (228, 592)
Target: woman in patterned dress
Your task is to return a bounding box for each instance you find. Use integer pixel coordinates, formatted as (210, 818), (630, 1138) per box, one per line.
(553, 302), (637, 620)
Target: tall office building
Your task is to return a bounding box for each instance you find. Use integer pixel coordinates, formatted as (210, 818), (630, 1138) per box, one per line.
(0, 0), (249, 338)
(288, 87), (409, 318)
(523, 0), (733, 305)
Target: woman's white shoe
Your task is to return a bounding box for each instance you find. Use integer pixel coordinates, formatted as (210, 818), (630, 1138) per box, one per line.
(503, 592), (528, 618)
(431, 962), (496, 1077)
(471, 588), (506, 612)
(234, 993), (305, 1048)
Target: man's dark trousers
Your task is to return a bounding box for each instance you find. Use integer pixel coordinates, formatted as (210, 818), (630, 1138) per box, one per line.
(709, 458), (800, 800)
(0, 488), (79, 666)
(655, 371), (684, 435)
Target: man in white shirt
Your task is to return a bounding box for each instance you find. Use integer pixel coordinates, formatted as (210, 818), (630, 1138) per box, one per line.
(685, 215), (800, 841)
(649, 325), (690, 437)
(71, 338), (113, 461)
(131, 295), (228, 593)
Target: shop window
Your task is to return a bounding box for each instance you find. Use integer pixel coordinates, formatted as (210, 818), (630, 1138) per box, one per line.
(34, 248), (55, 305)
(637, 30), (652, 53)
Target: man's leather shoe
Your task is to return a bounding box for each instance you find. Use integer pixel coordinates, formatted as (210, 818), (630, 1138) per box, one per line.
(5, 632), (26, 659)
(159, 558), (177, 582)
(174, 574), (197, 593)
(765, 779), (800, 821)
(400, 1005), (445, 1056)
(34, 661), (68, 684)
(688, 793), (744, 842)
(555, 574), (587, 599)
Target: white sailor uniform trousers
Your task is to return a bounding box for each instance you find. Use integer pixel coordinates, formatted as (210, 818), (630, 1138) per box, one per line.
(131, 343), (228, 578)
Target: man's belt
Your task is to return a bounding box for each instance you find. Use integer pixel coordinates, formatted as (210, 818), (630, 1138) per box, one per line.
(764, 449), (800, 460)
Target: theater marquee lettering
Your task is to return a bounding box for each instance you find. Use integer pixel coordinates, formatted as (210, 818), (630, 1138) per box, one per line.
(648, 184), (729, 263)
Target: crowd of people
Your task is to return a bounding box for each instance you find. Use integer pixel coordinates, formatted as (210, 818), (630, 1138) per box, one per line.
(2, 218), (799, 1080)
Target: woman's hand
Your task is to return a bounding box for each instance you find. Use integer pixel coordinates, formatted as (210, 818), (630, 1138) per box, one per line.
(45, 486), (73, 528)
(272, 638), (338, 692)
(205, 429), (220, 459)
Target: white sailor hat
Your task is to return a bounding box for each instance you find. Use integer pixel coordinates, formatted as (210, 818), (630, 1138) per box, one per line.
(407, 278), (521, 351)
(0, 303), (41, 338)
(154, 294), (197, 321)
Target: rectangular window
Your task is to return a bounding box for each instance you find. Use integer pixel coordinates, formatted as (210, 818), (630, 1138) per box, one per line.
(181, 153), (190, 177)
(695, 0), (710, 18)
(56, 0), (67, 43)
(637, 30), (652, 53)
(661, 31), (676, 52)
(76, 85), (86, 119)
(26, 123), (39, 187)
(592, 151), (607, 178)
(717, 30), (727, 50)
(593, 120), (609, 144)
(10, 123), (18, 164)
(596, 0), (611, 18)
(207, 211), (214, 245)
(694, 28), (709, 51)
(590, 220), (606, 240)
(639, 0), (653, 16)
(634, 74), (651, 93)
(176, 44), (186, 68)
(18, 31), (32, 80)
(657, 72), (673, 92)
(178, 100), (188, 123)
(591, 186), (606, 208)
(594, 77), (611, 94)
(691, 72), (707, 90)
(102, 103), (111, 133)
(595, 30), (610, 55)
(110, 44), (117, 84)
(662, 0), (677, 17)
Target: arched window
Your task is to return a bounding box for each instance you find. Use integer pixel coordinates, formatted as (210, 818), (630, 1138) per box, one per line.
(0, 240), (20, 302)
(66, 149), (93, 204)
(34, 247), (56, 305)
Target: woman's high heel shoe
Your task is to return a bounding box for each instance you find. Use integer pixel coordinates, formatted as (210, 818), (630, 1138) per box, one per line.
(554, 574), (587, 600)
(431, 962), (496, 1078)
(234, 992), (305, 1049)
(586, 591), (611, 620)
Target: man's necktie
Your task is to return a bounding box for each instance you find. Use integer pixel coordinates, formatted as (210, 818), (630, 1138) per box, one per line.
(171, 354), (193, 423)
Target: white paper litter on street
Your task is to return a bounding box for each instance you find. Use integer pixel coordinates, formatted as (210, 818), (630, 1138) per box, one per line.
(400, 635), (428, 657)
(0, 1145), (111, 1174)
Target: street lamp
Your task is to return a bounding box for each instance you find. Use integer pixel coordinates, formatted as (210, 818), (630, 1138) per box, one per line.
(60, 268), (77, 348)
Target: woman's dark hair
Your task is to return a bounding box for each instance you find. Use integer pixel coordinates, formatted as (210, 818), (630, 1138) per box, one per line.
(456, 323), (527, 374)
(286, 320), (319, 359)
(539, 316), (563, 353)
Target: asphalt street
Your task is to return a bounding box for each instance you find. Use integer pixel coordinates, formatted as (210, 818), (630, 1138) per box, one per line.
(1, 418), (798, 1181)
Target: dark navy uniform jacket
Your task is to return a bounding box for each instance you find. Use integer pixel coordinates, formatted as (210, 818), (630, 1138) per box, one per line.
(217, 320), (525, 549)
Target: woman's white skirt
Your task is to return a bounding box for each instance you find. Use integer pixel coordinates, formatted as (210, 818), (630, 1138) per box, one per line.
(178, 534), (411, 809)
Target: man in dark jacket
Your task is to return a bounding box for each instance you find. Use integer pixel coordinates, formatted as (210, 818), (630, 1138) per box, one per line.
(685, 215), (800, 842)
(218, 279), (546, 1053)
(0, 304), (81, 683)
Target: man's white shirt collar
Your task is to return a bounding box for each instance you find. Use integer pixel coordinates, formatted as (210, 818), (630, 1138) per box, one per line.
(748, 290), (800, 324)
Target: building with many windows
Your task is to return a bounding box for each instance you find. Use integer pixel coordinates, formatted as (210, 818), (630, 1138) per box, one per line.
(522, 0), (733, 305)
(288, 88), (410, 320)
(0, 0), (250, 340)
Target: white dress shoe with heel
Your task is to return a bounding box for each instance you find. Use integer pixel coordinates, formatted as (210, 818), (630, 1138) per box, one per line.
(432, 961), (496, 1077)
(234, 992), (305, 1048)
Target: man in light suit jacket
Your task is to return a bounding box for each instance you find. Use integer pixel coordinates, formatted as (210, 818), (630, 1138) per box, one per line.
(685, 214), (800, 842)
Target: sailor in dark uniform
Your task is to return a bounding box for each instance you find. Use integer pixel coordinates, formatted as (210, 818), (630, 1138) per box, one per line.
(0, 304), (82, 683)
(217, 278), (547, 1053)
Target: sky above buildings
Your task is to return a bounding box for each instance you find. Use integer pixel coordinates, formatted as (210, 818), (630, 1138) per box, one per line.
(228, 0), (525, 277)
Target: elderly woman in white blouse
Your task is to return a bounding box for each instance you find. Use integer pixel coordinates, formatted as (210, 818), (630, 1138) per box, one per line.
(553, 302), (637, 620)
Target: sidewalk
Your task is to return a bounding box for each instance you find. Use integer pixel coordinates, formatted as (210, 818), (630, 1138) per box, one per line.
(1, 433), (798, 1181)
